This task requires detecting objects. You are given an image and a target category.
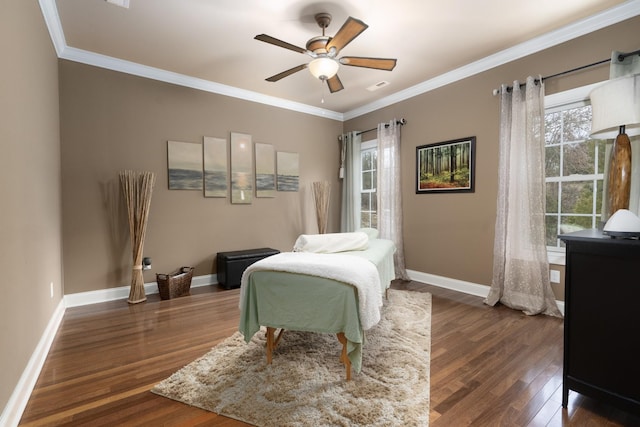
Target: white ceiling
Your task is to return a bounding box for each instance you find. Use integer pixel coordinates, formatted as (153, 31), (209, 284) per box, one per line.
(47, 0), (639, 119)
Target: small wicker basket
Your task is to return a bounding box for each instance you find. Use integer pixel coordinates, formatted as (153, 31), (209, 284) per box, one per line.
(156, 267), (194, 300)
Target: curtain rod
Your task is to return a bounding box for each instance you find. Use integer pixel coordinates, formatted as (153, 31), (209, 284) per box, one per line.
(492, 48), (640, 95)
(356, 118), (407, 136)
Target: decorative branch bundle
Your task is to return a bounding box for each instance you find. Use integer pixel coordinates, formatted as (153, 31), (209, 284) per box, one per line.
(312, 181), (331, 234)
(119, 170), (156, 304)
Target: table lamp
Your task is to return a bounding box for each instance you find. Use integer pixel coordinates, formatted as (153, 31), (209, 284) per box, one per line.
(589, 73), (640, 217)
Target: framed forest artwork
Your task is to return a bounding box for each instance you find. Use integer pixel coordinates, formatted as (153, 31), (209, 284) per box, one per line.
(416, 136), (475, 193)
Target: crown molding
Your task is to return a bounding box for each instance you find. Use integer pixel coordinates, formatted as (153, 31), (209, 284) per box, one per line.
(59, 46), (344, 121)
(38, 0), (66, 56)
(39, 0), (639, 123)
(343, 0), (640, 120)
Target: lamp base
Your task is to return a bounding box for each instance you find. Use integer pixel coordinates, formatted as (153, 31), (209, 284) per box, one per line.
(607, 131), (632, 215)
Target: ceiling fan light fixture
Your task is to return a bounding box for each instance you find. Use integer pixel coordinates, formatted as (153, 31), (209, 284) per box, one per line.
(308, 57), (339, 80)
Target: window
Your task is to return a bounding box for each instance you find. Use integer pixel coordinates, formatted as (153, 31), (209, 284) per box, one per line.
(544, 94), (606, 251)
(360, 140), (377, 228)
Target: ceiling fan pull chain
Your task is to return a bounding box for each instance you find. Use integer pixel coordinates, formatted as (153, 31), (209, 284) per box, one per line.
(321, 79), (326, 104)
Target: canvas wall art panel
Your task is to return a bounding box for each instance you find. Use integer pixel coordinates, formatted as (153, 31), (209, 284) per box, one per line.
(167, 140), (203, 190)
(203, 136), (228, 198)
(255, 142), (276, 198)
(276, 151), (299, 192)
(231, 132), (253, 204)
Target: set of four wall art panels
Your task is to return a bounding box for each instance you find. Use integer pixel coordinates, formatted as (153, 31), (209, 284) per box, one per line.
(167, 132), (299, 204)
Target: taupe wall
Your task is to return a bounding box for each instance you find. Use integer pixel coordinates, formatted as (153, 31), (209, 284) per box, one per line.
(59, 61), (343, 294)
(0, 1), (63, 412)
(58, 15), (640, 298)
(345, 16), (640, 300)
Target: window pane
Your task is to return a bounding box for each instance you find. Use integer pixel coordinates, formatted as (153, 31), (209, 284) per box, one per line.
(360, 212), (370, 228)
(546, 145), (560, 177)
(371, 212), (378, 229)
(545, 111), (561, 145)
(362, 151), (372, 170)
(562, 106), (591, 142)
(561, 181), (593, 214)
(563, 141), (595, 176)
(362, 171), (373, 190)
(560, 215), (591, 234)
(596, 140), (606, 174)
(371, 191), (377, 211)
(546, 182), (558, 213)
(361, 193), (370, 211)
(596, 179), (603, 214)
(545, 215), (558, 246)
(360, 146), (377, 229)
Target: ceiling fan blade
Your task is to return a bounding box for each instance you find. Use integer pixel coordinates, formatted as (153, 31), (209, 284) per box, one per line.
(327, 75), (344, 93)
(254, 34), (306, 54)
(339, 56), (397, 71)
(326, 17), (368, 53)
(265, 64), (308, 82)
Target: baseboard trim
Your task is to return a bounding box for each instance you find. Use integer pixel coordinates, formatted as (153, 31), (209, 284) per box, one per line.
(0, 299), (65, 427)
(406, 269), (491, 298)
(64, 274), (217, 308)
(406, 269), (565, 315)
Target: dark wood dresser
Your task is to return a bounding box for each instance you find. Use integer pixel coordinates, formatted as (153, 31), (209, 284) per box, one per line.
(559, 229), (640, 416)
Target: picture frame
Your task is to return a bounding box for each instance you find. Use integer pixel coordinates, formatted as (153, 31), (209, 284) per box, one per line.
(255, 142), (276, 198)
(276, 151), (299, 192)
(167, 140), (203, 190)
(230, 132), (253, 204)
(203, 136), (228, 198)
(416, 136), (475, 193)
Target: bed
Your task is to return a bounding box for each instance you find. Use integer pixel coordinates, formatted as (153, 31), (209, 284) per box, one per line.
(238, 231), (396, 380)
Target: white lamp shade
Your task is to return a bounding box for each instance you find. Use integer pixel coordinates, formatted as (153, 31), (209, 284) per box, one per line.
(308, 57), (339, 80)
(589, 73), (640, 139)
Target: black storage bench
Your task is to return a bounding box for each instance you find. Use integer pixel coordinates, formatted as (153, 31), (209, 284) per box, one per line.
(217, 247), (280, 290)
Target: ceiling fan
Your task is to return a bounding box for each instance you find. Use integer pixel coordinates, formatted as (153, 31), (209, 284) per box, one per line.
(254, 13), (397, 93)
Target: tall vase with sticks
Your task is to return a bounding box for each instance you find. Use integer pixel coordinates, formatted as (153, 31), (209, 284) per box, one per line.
(119, 170), (156, 304)
(312, 181), (331, 234)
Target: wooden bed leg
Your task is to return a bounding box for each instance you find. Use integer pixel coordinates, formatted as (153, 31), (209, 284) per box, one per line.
(336, 332), (351, 381)
(266, 327), (275, 364)
(266, 327), (285, 365)
(274, 328), (285, 347)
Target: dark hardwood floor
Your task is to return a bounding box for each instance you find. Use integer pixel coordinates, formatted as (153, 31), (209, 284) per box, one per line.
(19, 281), (640, 426)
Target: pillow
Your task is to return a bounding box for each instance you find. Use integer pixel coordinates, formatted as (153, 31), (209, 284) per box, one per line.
(356, 227), (379, 240)
(293, 232), (369, 253)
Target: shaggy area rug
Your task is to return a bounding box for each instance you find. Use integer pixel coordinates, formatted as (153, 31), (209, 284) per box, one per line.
(151, 289), (431, 426)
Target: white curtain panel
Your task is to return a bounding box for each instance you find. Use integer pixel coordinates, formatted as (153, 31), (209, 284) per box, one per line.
(485, 77), (561, 317)
(340, 131), (361, 232)
(377, 120), (409, 280)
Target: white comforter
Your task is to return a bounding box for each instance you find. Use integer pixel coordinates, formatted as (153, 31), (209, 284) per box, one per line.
(239, 251), (383, 330)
